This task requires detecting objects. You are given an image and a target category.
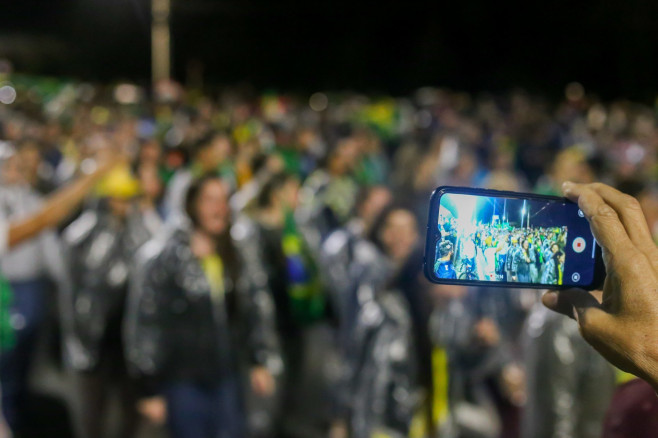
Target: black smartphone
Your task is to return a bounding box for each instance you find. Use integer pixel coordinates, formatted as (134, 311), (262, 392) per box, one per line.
(424, 186), (605, 290)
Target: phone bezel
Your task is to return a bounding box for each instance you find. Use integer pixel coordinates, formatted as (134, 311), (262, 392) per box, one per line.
(423, 186), (606, 290)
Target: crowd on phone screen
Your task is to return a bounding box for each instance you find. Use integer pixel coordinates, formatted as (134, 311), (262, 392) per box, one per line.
(1, 77), (658, 438)
(436, 217), (568, 285)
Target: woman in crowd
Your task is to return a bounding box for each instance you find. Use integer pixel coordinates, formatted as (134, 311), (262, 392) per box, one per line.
(513, 238), (534, 283)
(126, 175), (275, 438)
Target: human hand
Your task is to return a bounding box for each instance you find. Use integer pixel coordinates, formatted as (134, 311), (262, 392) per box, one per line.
(542, 182), (658, 390)
(250, 366), (275, 397)
(137, 396), (167, 425)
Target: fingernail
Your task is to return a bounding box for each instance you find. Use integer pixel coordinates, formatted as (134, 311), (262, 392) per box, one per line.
(543, 291), (558, 309)
(562, 181), (573, 194)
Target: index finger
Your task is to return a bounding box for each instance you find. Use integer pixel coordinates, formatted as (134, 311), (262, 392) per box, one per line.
(563, 182), (638, 259)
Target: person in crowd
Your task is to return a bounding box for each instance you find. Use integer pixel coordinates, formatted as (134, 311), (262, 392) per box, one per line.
(540, 249), (564, 285)
(505, 237), (520, 283)
(512, 239), (534, 283)
(126, 175), (276, 438)
(163, 132), (234, 225)
(298, 138), (361, 240)
(0, 145), (69, 433)
(240, 172), (331, 437)
(368, 205), (448, 437)
(0, 148), (127, 436)
(59, 166), (152, 438)
(435, 241), (456, 279)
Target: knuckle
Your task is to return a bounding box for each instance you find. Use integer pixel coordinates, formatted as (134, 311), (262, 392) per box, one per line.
(622, 194), (642, 211)
(596, 203), (618, 219)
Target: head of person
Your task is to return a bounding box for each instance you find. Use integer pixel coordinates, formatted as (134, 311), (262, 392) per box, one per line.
(551, 242), (559, 254)
(191, 132), (232, 173)
(137, 162), (164, 204)
(522, 239), (530, 250)
(327, 138), (359, 176)
(438, 240), (454, 261)
(0, 146), (22, 186)
(371, 205), (420, 264)
(186, 174), (231, 238)
(185, 175), (239, 279)
(257, 172), (300, 212)
(138, 139), (162, 167)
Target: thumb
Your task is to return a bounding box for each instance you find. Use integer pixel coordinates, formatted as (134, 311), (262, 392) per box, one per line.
(573, 304), (617, 346)
(542, 289), (602, 320)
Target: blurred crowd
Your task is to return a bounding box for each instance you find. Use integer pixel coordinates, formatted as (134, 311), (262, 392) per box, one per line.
(1, 75), (658, 438)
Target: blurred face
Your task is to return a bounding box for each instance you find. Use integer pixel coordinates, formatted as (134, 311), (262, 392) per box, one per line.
(139, 140), (162, 166)
(2, 156), (23, 185)
(551, 243), (559, 254)
(195, 179), (230, 237)
(380, 209), (419, 262)
(329, 139), (359, 175)
(522, 240), (529, 250)
(138, 164), (163, 201)
(198, 136), (232, 171)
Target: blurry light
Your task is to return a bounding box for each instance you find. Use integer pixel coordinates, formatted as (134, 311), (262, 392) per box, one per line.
(626, 143), (646, 165)
(309, 92), (328, 112)
(114, 84), (141, 104)
(0, 85), (16, 104)
(565, 82), (585, 102)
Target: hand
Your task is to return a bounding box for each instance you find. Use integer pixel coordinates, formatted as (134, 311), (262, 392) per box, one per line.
(137, 396), (167, 425)
(474, 318), (500, 347)
(542, 182), (658, 390)
(250, 366), (275, 397)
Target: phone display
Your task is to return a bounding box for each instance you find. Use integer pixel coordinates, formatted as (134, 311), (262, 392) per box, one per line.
(424, 187), (605, 289)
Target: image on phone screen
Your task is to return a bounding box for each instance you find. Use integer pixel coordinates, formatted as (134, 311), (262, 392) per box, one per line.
(427, 189), (602, 288)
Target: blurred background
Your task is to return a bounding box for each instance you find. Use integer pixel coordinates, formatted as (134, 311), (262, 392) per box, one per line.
(1, 1), (658, 438)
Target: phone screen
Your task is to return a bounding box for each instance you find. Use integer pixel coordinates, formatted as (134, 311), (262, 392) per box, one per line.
(429, 191), (599, 288)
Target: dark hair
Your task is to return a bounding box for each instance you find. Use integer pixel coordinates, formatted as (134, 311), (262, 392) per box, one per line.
(438, 240), (453, 258)
(184, 174), (240, 283)
(368, 202), (418, 251)
(257, 172), (298, 209)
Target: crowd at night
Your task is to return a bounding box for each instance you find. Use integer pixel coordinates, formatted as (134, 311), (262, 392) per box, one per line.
(0, 72), (658, 438)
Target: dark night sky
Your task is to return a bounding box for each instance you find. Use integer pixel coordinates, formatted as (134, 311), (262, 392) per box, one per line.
(3, 0), (658, 100)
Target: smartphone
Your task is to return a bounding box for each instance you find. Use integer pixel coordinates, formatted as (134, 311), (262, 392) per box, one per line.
(424, 186), (605, 290)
